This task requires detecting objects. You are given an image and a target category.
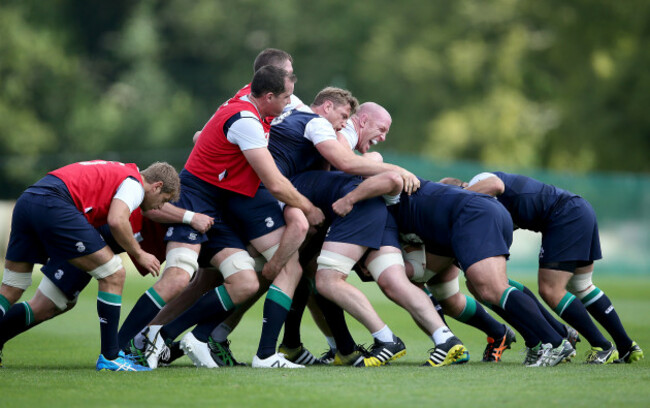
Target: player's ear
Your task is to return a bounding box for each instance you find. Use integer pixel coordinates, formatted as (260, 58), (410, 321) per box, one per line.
(359, 113), (368, 127)
(323, 99), (333, 113)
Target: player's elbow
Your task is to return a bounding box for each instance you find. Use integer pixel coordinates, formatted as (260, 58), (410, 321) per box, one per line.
(106, 212), (123, 230)
(362, 151), (384, 163)
(488, 178), (506, 195)
(265, 179), (287, 198)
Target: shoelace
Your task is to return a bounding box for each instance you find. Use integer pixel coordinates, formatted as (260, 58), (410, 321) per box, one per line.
(208, 339), (235, 364)
(160, 345), (171, 362)
(320, 348), (336, 361)
(484, 338), (502, 360)
(584, 348), (603, 362)
(521, 347), (541, 364)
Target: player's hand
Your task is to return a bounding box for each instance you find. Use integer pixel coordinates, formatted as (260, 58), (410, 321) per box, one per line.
(305, 205), (325, 227)
(261, 259), (282, 281)
(134, 251), (161, 277)
(332, 196), (353, 217)
(400, 170), (420, 195)
(190, 212), (214, 234)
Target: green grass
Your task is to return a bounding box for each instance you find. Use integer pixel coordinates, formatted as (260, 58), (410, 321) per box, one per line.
(1, 272), (649, 408)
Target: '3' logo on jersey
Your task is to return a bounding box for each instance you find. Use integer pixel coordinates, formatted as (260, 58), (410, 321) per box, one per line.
(265, 217), (274, 228)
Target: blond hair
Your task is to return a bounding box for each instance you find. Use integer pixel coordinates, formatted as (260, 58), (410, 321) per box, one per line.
(312, 87), (359, 115)
(140, 162), (181, 201)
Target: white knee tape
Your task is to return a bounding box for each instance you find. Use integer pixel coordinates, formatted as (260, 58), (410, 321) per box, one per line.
(164, 247), (199, 278)
(412, 267), (436, 284)
(566, 272), (594, 299)
(366, 253), (405, 281)
(316, 250), (356, 276)
(219, 251), (256, 279)
(88, 255), (123, 279)
(38, 276), (73, 311)
(403, 248), (426, 282)
(2, 269), (32, 290)
(261, 244), (279, 261)
(253, 256), (266, 273)
(429, 278), (460, 300)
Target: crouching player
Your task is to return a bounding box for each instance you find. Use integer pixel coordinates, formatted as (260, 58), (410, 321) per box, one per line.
(0, 160), (179, 371)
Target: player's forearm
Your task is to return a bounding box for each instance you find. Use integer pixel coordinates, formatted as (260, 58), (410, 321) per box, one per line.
(265, 178), (313, 213)
(144, 202), (201, 226)
(108, 218), (143, 258)
(466, 178), (504, 196)
(335, 155), (409, 179)
(344, 174), (401, 205)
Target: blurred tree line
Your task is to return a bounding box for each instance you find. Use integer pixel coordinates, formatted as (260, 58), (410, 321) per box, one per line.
(1, 0), (648, 198)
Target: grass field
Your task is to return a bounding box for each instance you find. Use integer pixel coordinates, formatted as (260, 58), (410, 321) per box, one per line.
(1, 271), (649, 408)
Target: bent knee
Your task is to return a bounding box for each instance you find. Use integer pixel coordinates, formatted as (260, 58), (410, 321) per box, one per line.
(238, 276), (260, 301)
(226, 272), (260, 304)
(100, 267), (126, 286)
(154, 270), (191, 299)
(286, 209), (309, 236)
(537, 283), (557, 304)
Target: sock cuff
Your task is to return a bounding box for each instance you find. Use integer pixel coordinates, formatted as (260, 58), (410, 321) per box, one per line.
(554, 292), (576, 316)
(499, 286), (516, 309)
(21, 301), (35, 326)
(306, 277), (318, 295)
(146, 287), (166, 309)
(507, 279), (525, 291)
(456, 295), (477, 322)
(581, 287), (604, 307)
(267, 284), (292, 311)
(98, 291), (122, 306)
(216, 285), (235, 311)
(0, 293), (10, 315)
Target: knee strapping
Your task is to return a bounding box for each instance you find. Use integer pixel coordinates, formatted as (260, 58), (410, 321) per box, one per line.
(261, 244), (279, 261)
(316, 250), (356, 276)
(219, 251), (256, 279)
(566, 272), (595, 298)
(429, 278), (460, 301)
(38, 276), (73, 311)
(2, 268), (32, 290)
(164, 247), (198, 278)
(366, 252), (404, 281)
(88, 255), (123, 280)
(566, 272), (603, 305)
(402, 248), (427, 282)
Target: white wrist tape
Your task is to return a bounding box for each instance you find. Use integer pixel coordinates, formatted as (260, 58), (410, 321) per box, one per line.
(182, 210), (195, 224)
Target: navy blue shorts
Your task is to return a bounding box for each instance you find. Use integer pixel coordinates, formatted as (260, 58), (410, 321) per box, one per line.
(380, 211), (401, 249)
(539, 197), (602, 264)
(164, 170), (248, 253)
(39, 224), (130, 299)
(425, 195), (513, 271)
(225, 185), (286, 241)
(291, 171), (387, 250)
(6, 192), (107, 264)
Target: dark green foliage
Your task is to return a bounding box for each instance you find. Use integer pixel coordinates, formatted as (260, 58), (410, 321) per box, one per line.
(1, 0), (649, 198)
